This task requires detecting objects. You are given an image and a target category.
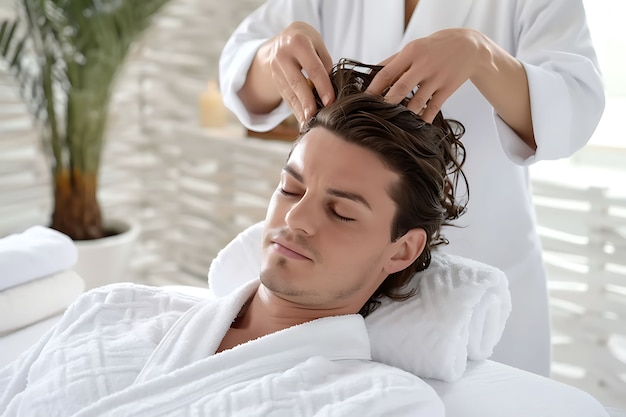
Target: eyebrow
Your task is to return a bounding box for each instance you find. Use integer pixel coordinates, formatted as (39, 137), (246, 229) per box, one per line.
(283, 165), (372, 211)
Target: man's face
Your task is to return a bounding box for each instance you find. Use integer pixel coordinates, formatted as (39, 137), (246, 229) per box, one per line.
(260, 127), (407, 313)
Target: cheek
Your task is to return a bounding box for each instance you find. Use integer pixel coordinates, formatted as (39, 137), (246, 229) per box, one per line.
(265, 192), (285, 223)
(330, 223), (388, 247)
(327, 228), (391, 265)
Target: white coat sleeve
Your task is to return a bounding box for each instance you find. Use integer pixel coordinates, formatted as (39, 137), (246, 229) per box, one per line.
(496, 0), (605, 165)
(219, 0), (322, 132)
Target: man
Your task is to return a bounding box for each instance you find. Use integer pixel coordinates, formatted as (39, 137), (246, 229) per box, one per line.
(0, 60), (465, 416)
(219, 0), (605, 376)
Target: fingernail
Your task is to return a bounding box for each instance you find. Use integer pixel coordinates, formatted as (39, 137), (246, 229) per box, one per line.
(304, 107), (312, 120)
(300, 121), (306, 131)
(322, 94), (331, 106)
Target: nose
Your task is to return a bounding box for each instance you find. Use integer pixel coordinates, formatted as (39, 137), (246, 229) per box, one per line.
(285, 194), (318, 236)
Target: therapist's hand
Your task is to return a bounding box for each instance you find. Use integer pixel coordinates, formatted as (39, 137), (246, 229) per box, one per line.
(367, 28), (535, 148)
(367, 29), (486, 123)
(264, 22), (335, 126)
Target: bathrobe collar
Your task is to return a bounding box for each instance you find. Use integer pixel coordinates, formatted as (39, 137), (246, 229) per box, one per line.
(136, 280), (371, 383)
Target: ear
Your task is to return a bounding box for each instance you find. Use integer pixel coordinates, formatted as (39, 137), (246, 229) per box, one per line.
(383, 228), (427, 274)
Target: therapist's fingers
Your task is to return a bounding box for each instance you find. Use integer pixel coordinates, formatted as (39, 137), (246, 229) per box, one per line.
(269, 22), (334, 125)
(417, 85), (455, 123)
(305, 45), (335, 107)
(368, 29), (483, 122)
(381, 64), (427, 106)
(369, 43), (433, 106)
(405, 82), (436, 116)
(384, 71), (444, 124)
(366, 59), (405, 97)
(375, 53), (397, 68)
(369, 58), (436, 119)
(293, 47), (334, 121)
(272, 62), (307, 124)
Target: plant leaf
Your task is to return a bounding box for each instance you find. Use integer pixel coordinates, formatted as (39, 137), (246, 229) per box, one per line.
(0, 20), (19, 61)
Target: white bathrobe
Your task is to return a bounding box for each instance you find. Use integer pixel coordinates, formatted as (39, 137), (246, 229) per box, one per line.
(219, 0), (605, 376)
(0, 283), (444, 416)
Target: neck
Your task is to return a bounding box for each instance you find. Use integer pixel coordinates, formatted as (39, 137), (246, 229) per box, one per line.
(234, 284), (358, 338)
(217, 283), (367, 354)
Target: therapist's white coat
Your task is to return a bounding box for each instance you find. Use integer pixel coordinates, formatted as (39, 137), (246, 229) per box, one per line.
(219, 0), (605, 376)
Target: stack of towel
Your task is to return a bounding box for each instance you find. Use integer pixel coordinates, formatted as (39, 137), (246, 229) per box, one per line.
(0, 226), (84, 335)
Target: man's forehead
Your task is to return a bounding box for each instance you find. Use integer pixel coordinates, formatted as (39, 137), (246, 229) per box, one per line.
(288, 128), (389, 174)
(285, 128), (401, 205)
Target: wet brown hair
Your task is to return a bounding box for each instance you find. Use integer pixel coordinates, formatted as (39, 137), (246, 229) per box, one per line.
(298, 59), (468, 316)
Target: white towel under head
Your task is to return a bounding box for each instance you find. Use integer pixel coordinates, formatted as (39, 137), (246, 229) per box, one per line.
(365, 253), (511, 381)
(0, 226), (77, 291)
(208, 222), (511, 382)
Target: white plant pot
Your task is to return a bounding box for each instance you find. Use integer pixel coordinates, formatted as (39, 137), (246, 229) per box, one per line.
(72, 219), (140, 290)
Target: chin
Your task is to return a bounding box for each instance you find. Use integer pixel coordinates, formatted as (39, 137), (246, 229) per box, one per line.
(260, 272), (295, 297)
(259, 263), (311, 299)
(259, 258), (289, 284)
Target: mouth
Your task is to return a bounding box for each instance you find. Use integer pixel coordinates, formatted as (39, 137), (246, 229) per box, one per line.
(270, 239), (313, 261)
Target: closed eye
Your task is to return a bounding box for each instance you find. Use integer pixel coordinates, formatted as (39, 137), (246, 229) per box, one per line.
(279, 188), (300, 197)
(329, 207), (354, 222)
(280, 186), (354, 222)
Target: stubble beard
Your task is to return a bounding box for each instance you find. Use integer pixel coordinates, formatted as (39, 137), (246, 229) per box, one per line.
(259, 256), (310, 298)
(259, 254), (376, 305)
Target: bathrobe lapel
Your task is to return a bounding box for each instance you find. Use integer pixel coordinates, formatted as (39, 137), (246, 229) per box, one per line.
(75, 281), (372, 416)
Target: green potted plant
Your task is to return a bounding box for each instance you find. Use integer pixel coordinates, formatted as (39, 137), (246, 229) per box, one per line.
(0, 0), (169, 241)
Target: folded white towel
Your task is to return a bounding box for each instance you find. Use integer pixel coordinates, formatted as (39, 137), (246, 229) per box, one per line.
(0, 226), (77, 291)
(208, 221), (511, 381)
(0, 269), (85, 334)
(366, 253), (511, 381)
